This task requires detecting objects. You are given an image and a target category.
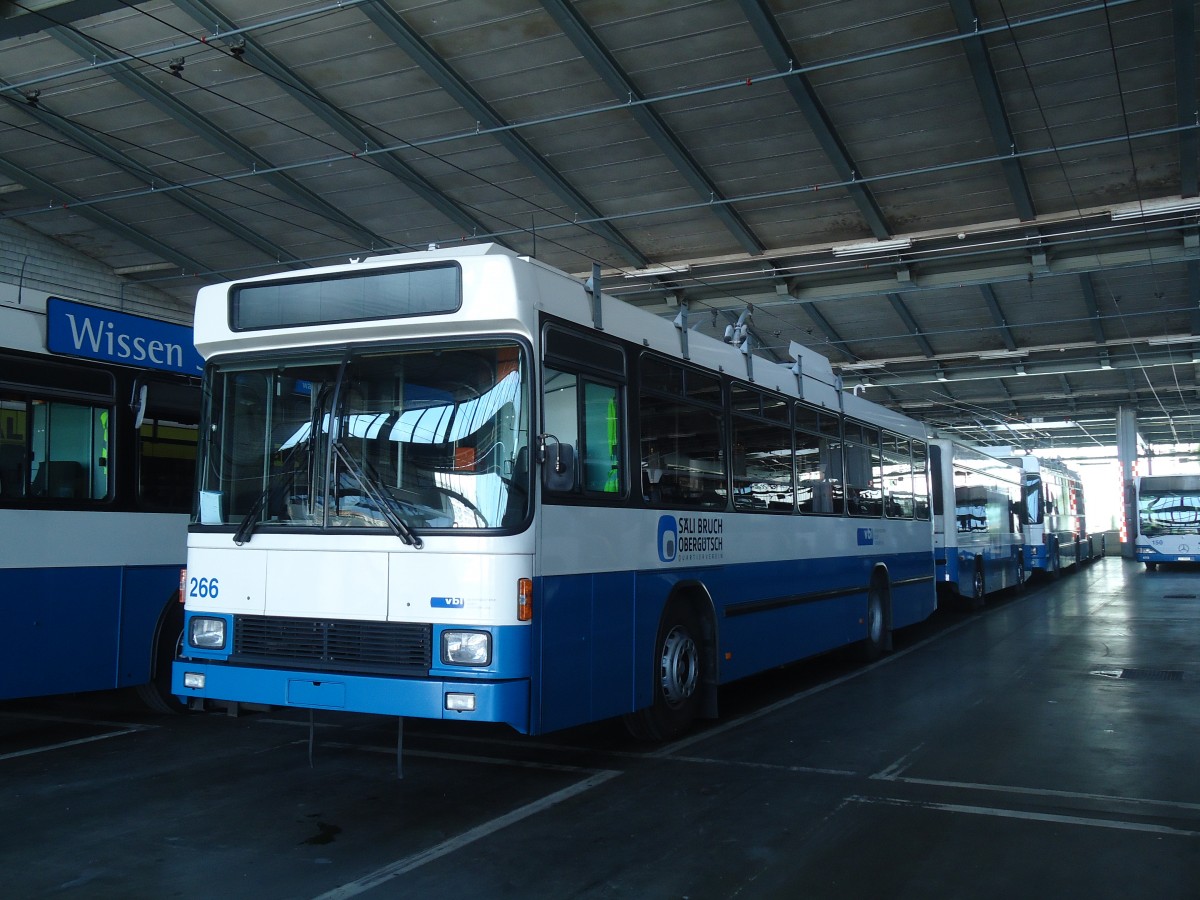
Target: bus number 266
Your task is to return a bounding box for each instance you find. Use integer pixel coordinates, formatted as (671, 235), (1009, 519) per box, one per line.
(189, 577), (220, 599)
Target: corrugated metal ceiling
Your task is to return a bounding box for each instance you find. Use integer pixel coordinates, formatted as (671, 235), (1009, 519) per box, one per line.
(0, 0), (1197, 450)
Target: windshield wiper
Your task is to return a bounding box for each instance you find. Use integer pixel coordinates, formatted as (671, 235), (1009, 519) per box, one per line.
(232, 443), (304, 546)
(332, 440), (423, 549)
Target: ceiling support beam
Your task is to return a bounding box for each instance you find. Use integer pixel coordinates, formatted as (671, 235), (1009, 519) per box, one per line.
(0, 88), (300, 269)
(800, 303), (855, 361)
(1078, 273), (1108, 344)
(1175, 0), (1198, 197)
(360, 3), (650, 268)
(539, 0), (765, 257)
(886, 293), (935, 358)
(0, 0), (124, 40)
(977, 283), (1018, 351)
(1189, 260), (1200, 335)
(737, 0), (891, 239)
(47, 27), (390, 252)
(949, 0), (1036, 221)
(170, 0), (503, 248)
(0, 155), (209, 276)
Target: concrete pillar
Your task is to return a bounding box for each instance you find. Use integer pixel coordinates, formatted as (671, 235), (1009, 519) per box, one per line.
(1116, 405), (1139, 558)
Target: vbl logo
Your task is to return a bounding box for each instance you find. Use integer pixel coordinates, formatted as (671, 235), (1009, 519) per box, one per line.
(658, 515), (678, 562)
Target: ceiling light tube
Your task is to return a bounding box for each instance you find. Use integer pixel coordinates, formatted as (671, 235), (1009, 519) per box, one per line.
(623, 264), (690, 278)
(978, 349), (1029, 359)
(1146, 335), (1200, 346)
(1109, 196), (1200, 221)
(831, 237), (912, 257)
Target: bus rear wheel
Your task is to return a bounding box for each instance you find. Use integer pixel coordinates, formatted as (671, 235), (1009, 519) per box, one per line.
(623, 602), (703, 742)
(860, 578), (889, 661)
(970, 562), (985, 610)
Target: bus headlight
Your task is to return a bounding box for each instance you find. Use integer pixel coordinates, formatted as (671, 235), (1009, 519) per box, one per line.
(442, 630), (490, 666)
(188, 616), (227, 650)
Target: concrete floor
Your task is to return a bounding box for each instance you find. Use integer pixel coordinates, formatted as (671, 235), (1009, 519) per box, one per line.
(2, 556), (1197, 899)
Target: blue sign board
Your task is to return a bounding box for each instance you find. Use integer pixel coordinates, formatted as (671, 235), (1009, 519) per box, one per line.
(46, 297), (203, 376)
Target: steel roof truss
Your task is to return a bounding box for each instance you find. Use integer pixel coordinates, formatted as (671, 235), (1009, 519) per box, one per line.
(359, 3), (650, 267)
(47, 25), (389, 252)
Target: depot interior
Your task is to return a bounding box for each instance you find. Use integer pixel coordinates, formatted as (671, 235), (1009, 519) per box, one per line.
(1, 0), (1198, 530)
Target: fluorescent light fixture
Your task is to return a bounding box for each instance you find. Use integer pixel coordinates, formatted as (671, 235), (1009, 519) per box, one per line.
(1110, 196), (1200, 221)
(831, 237), (912, 257)
(624, 264), (691, 278)
(978, 348), (1029, 360)
(113, 262), (179, 275)
(1147, 334), (1200, 346)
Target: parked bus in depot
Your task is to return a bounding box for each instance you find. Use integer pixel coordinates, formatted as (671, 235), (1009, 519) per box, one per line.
(1134, 473), (1200, 569)
(0, 296), (200, 709)
(928, 438), (1023, 608)
(173, 243), (938, 743)
(1001, 453), (1100, 576)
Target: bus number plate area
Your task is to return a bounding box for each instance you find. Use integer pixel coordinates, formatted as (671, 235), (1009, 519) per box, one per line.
(287, 679), (346, 708)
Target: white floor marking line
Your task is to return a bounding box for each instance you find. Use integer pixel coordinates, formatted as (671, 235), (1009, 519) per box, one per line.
(651, 614), (982, 758)
(871, 774), (1200, 813)
(0, 728), (144, 761)
(870, 743), (927, 780)
(669, 754), (857, 776)
(324, 741), (615, 775)
(311, 770), (621, 900)
(848, 794), (1200, 838)
(0, 711), (157, 730)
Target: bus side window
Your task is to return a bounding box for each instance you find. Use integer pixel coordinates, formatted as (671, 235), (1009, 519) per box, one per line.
(542, 368), (579, 492)
(541, 368), (622, 496)
(28, 399), (109, 502)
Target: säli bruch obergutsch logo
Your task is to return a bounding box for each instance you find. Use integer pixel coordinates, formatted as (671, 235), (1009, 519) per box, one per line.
(658, 514), (724, 563)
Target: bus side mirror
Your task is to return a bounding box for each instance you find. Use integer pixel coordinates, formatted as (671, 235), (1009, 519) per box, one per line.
(542, 443), (575, 493)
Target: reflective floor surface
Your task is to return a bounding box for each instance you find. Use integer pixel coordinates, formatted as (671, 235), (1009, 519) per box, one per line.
(2, 556), (1197, 899)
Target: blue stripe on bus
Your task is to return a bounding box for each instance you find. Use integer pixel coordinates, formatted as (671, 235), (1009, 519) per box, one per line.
(1, 565), (180, 700)
(171, 662), (532, 733)
(179, 551), (935, 736)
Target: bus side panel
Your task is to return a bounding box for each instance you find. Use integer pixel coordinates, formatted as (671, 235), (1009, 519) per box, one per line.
(1, 567), (121, 700)
(889, 551), (938, 628)
(115, 565), (181, 687)
(532, 571), (635, 734)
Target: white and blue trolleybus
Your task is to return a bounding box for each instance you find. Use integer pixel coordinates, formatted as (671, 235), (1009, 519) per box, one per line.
(1134, 473), (1200, 569)
(1, 296), (200, 708)
(174, 244), (937, 741)
(929, 438), (1024, 607)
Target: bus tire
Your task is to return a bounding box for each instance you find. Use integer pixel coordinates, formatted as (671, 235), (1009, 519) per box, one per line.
(134, 596), (187, 715)
(970, 561), (985, 610)
(860, 576), (890, 662)
(1015, 554), (1026, 590)
(623, 602), (703, 742)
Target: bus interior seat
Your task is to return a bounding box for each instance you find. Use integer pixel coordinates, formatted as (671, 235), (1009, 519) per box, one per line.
(0, 444), (24, 497)
(33, 460), (84, 499)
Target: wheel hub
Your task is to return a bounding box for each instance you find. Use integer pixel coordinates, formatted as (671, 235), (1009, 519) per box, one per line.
(658, 626), (699, 708)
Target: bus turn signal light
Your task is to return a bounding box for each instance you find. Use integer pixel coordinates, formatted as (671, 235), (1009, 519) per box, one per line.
(518, 578), (533, 621)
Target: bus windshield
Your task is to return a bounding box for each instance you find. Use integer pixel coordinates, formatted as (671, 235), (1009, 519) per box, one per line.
(1138, 488), (1200, 535)
(196, 341), (529, 536)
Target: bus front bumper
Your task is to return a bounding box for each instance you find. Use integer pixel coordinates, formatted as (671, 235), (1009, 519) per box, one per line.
(171, 660), (531, 733)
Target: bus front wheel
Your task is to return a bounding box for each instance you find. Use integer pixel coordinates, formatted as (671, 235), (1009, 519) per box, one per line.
(623, 602), (703, 742)
(134, 597), (187, 714)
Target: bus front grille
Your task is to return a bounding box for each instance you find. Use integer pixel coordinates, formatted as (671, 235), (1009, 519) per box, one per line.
(232, 615), (432, 676)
